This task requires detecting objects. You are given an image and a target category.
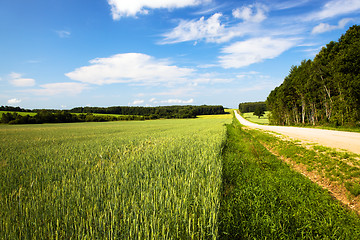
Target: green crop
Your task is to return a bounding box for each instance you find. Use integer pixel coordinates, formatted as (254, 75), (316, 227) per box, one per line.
(0, 118), (230, 239)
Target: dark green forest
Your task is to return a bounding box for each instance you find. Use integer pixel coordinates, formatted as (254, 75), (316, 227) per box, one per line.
(267, 25), (360, 127)
(0, 106), (31, 112)
(69, 105), (225, 118)
(238, 102), (267, 113)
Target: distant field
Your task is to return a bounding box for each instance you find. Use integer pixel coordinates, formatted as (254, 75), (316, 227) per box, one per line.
(73, 112), (140, 117)
(242, 111), (270, 124)
(0, 111), (36, 117)
(197, 110), (233, 119)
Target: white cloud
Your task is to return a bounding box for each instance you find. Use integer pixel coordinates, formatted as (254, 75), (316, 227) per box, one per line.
(161, 13), (229, 44)
(155, 98), (194, 104)
(9, 72), (36, 87)
(7, 98), (22, 104)
(56, 30), (71, 38)
(24, 82), (88, 96)
(11, 78), (36, 87)
(219, 37), (296, 68)
(66, 53), (194, 86)
(310, 0), (360, 20)
(232, 4), (268, 23)
(107, 0), (210, 19)
(161, 10), (263, 44)
(312, 18), (352, 34)
(130, 100), (145, 105)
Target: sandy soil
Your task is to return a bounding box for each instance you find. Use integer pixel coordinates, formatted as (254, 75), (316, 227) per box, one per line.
(235, 111), (360, 155)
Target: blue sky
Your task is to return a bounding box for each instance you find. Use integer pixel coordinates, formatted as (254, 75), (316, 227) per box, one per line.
(1, 0), (359, 109)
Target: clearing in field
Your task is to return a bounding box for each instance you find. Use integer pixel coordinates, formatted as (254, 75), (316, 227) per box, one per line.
(241, 111), (270, 125)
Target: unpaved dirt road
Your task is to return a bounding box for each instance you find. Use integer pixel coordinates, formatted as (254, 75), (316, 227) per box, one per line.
(235, 111), (360, 155)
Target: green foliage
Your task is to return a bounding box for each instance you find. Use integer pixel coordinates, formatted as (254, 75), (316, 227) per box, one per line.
(253, 106), (265, 118)
(219, 119), (360, 239)
(345, 182), (360, 197)
(239, 101), (267, 113)
(0, 105), (31, 112)
(0, 118), (230, 239)
(267, 25), (360, 127)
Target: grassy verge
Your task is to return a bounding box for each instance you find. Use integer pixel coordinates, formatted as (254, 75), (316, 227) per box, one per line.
(219, 119), (360, 239)
(249, 128), (360, 210)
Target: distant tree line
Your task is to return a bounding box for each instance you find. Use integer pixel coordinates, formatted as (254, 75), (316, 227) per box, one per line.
(1, 105), (226, 124)
(266, 25), (360, 127)
(239, 102), (267, 113)
(1, 111), (145, 124)
(0, 106), (31, 112)
(69, 105), (226, 119)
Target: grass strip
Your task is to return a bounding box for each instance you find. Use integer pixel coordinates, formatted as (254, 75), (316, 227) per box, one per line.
(219, 119), (360, 239)
(248, 128), (360, 213)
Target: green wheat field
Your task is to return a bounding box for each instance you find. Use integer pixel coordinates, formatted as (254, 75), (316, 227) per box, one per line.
(1, 113), (360, 239)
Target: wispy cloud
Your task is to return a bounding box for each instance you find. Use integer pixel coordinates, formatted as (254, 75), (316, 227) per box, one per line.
(66, 53), (194, 86)
(24, 82), (88, 96)
(107, 0), (210, 20)
(312, 18), (353, 34)
(219, 37), (297, 68)
(55, 30), (71, 38)
(9, 72), (36, 87)
(271, 0), (311, 10)
(129, 97), (194, 106)
(308, 0), (360, 20)
(151, 98), (194, 104)
(192, 72), (233, 84)
(7, 98), (22, 104)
